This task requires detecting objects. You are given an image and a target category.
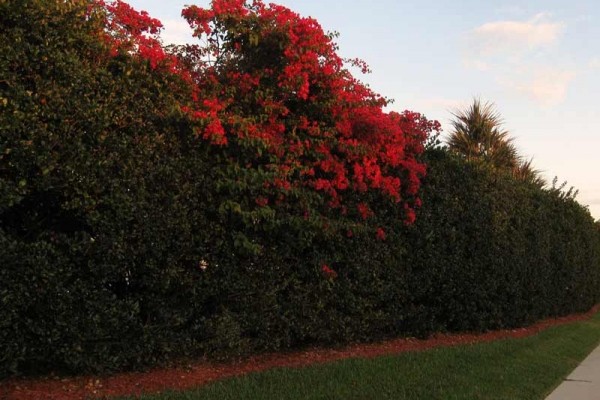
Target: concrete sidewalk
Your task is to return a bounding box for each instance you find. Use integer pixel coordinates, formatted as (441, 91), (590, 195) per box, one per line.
(545, 343), (600, 399)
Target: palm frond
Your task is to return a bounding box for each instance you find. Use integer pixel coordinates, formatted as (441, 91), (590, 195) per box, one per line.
(447, 98), (519, 171)
(513, 157), (545, 187)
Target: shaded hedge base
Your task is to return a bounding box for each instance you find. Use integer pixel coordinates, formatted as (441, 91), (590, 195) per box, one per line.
(2, 305), (599, 400)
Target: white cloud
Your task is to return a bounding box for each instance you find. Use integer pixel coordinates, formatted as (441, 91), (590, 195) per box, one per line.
(469, 13), (564, 57)
(463, 13), (574, 107)
(160, 19), (196, 46)
(589, 58), (600, 69)
(506, 68), (576, 107)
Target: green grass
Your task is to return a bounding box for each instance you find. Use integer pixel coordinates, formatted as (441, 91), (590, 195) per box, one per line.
(122, 312), (600, 400)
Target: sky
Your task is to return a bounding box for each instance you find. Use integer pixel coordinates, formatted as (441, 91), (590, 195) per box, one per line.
(128, 0), (600, 219)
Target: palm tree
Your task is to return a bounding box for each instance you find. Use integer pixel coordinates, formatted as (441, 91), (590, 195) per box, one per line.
(513, 157), (546, 187)
(448, 99), (519, 171)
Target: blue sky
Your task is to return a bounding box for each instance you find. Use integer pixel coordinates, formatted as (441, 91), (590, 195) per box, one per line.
(128, 0), (600, 219)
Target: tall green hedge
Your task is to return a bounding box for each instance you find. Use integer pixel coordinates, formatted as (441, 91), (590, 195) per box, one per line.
(1, 1), (599, 378)
(402, 149), (600, 333)
(0, 0), (213, 375)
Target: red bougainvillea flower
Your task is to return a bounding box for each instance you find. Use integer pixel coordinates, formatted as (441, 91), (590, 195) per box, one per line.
(376, 227), (386, 241)
(357, 203), (373, 220)
(404, 207), (417, 225)
(321, 264), (338, 279)
(178, 0), (440, 216)
(255, 197), (269, 207)
(95, 1), (177, 69)
(92, 0), (441, 230)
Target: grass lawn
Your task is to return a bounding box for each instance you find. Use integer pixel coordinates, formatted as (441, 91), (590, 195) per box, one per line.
(121, 312), (600, 400)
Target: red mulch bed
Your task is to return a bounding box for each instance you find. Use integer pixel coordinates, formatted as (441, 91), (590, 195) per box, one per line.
(2, 305), (599, 400)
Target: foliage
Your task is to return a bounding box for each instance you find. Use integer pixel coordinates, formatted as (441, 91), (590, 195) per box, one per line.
(0, 0), (436, 377)
(0, 0), (209, 375)
(103, 0), (437, 223)
(513, 157), (545, 187)
(447, 98), (518, 170)
(404, 149), (600, 332)
(1, 0), (599, 379)
(447, 98), (546, 187)
(548, 176), (579, 200)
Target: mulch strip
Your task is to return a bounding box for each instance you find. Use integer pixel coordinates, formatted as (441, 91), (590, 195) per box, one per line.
(2, 305), (599, 400)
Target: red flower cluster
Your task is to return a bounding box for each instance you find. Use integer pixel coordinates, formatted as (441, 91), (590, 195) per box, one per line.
(94, 0), (172, 69)
(321, 264), (338, 279)
(92, 0), (441, 225)
(357, 203), (373, 220)
(255, 197), (269, 207)
(178, 0), (441, 220)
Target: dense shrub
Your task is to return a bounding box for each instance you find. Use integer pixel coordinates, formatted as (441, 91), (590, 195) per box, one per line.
(0, 0), (211, 375)
(402, 149), (600, 333)
(1, 0), (599, 379)
(0, 0), (432, 376)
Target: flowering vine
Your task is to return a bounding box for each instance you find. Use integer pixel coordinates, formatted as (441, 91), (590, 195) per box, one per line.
(179, 1), (438, 219)
(92, 0), (441, 232)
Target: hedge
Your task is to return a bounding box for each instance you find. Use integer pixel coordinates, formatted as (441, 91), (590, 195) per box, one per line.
(402, 149), (600, 333)
(1, 0), (599, 378)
